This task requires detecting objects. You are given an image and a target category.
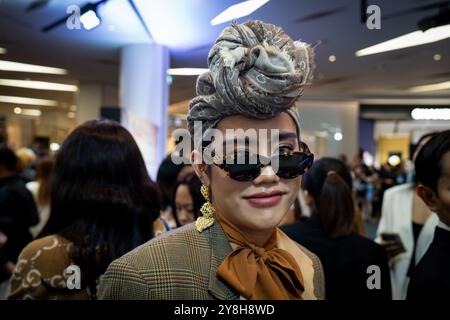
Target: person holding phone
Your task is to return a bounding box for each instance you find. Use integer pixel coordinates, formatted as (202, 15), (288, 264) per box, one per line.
(99, 20), (325, 300)
(375, 132), (439, 299)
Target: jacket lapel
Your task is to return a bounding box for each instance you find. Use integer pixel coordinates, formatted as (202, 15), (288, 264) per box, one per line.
(206, 220), (239, 300)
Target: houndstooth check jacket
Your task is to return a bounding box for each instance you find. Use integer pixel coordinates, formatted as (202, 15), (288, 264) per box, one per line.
(98, 220), (325, 300)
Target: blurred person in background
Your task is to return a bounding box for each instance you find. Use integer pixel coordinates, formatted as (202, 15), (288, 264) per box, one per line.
(174, 172), (203, 226)
(407, 130), (450, 300)
(155, 154), (194, 232)
(8, 119), (161, 300)
(283, 157), (391, 300)
(0, 147), (38, 298)
(15, 148), (37, 183)
(376, 132), (439, 300)
(26, 155), (55, 238)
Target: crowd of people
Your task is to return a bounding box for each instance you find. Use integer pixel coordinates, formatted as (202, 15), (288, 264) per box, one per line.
(1, 20), (449, 301)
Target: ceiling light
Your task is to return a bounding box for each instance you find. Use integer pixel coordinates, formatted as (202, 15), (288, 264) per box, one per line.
(50, 143), (60, 152)
(411, 108), (450, 120)
(69, 105), (77, 111)
(0, 60), (67, 74)
(0, 95), (58, 106)
(328, 55), (336, 62)
(14, 107), (42, 117)
(80, 10), (101, 30)
(0, 79), (77, 92)
(388, 155), (401, 167)
(67, 112), (76, 118)
(167, 68), (209, 76)
(211, 0), (270, 26)
(409, 80), (450, 93)
(0, 48), (6, 54)
(355, 24), (450, 57)
(334, 132), (343, 141)
(433, 53), (441, 61)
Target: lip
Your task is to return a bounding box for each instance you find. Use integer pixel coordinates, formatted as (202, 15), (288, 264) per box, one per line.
(243, 190), (286, 207)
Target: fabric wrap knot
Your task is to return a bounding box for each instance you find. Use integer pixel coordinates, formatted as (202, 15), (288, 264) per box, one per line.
(217, 215), (305, 300)
(188, 20), (314, 141)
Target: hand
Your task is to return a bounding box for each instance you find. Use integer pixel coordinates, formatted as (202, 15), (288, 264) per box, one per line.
(380, 240), (405, 259)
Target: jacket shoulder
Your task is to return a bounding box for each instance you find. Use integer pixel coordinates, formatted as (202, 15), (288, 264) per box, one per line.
(99, 223), (212, 299)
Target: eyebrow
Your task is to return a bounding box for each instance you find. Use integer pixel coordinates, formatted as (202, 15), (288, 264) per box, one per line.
(220, 131), (299, 145)
(276, 131), (299, 142)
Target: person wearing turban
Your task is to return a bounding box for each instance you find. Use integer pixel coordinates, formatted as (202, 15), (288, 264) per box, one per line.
(99, 20), (325, 300)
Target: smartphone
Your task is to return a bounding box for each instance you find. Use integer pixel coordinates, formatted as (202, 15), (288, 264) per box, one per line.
(381, 232), (406, 253)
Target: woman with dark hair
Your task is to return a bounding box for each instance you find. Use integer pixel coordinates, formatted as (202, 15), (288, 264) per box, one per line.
(174, 172), (203, 226)
(9, 119), (161, 299)
(282, 157), (392, 300)
(156, 155), (194, 231)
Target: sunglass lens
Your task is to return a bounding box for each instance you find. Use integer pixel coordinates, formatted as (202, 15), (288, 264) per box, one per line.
(277, 153), (313, 179)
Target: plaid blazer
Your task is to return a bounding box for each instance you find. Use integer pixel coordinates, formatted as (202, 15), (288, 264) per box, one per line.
(98, 221), (325, 300)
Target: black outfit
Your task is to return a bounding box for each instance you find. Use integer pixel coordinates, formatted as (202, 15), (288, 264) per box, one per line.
(282, 216), (392, 300)
(0, 175), (39, 282)
(407, 226), (450, 300)
(406, 222), (423, 277)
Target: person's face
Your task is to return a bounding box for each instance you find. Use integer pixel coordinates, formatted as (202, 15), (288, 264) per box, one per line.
(193, 112), (301, 243)
(435, 151), (450, 225)
(418, 151), (450, 226)
(177, 165), (194, 182)
(175, 184), (196, 226)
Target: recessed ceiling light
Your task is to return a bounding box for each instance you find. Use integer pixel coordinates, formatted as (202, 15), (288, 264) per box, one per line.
(80, 10), (101, 31)
(0, 95), (58, 106)
(167, 68), (209, 76)
(355, 24), (450, 57)
(0, 79), (78, 92)
(328, 55), (336, 62)
(50, 142), (60, 151)
(334, 132), (343, 141)
(409, 80), (450, 93)
(210, 0), (270, 26)
(433, 53), (442, 61)
(0, 60), (67, 74)
(14, 107), (42, 117)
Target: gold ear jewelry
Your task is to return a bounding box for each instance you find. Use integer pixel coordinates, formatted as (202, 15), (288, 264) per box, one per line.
(195, 184), (216, 232)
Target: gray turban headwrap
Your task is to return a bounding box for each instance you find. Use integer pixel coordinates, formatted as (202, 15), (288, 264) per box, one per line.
(187, 20), (314, 143)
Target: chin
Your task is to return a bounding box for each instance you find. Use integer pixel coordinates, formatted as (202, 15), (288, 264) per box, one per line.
(242, 206), (287, 230)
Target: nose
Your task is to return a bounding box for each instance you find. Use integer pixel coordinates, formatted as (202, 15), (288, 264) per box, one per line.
(252, 165), (280, 185)
(177, 209), (189, 225)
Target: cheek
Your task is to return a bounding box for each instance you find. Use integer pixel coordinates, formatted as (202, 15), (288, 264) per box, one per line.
(285, 177), (301, 197)
(209, 167), (246, 206)
(437, 178), (450, 208)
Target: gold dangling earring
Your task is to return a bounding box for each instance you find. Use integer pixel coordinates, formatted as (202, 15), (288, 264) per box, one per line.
(195, 184), (216, 232)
